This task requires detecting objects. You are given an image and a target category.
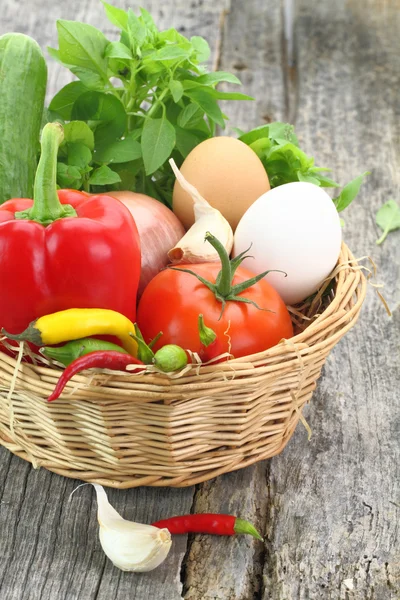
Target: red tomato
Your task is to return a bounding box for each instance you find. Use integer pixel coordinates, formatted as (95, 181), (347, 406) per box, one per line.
(137, 263), (293, 358)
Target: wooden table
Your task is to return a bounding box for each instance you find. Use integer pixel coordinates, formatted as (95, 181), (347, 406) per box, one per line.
(1, 1), (399, 598)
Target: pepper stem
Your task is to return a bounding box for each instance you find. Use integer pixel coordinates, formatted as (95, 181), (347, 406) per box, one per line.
(15, 123), (77, 226)
(234, 518), (263, 541)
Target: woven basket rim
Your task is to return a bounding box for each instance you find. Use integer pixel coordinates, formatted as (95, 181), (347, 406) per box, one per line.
(0, 242), (367, 396)
(0, 241), (367, 488)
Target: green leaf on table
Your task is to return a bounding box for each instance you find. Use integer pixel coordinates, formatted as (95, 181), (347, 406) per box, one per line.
(57, 163), (83, 189)
(190, 36), (210, 62)
(141, 117), (176, 175)
(169, 80), (184, 103)
(196, 71), (242, 86)
(105, 41), (133, 61)
(94, 133), (142, 164)
(66, 143), (92, 169)
(333, 172), (370, 212)
(88, 165), (121, 185)
(56, 20), (109, 81)
(186, 89), (225, 128)
(48, 81), (88, 120)
(72, 91), (127, 146)
(102, 0), (128, 30)
(63, 121), (95, 150)
(376, 199), (400, 245)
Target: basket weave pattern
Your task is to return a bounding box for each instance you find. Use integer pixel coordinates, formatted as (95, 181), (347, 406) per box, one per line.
(0, 243), (366, 488)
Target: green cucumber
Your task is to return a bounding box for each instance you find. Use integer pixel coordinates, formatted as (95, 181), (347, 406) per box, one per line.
(0, 33), (47, 204)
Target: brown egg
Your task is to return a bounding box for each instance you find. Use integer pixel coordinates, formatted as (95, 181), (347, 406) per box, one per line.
(172, 136), (270, 231)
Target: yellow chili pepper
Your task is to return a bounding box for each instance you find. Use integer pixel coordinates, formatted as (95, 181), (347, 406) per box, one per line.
(2, 308), (138, 356)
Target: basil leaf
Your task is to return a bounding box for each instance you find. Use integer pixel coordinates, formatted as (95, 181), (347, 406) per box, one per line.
(47, 46), (64, 65)
(240, 125), (271, 145)
(169, 80), (184, 103)
(101, 0), (128, 30)
(139, 8), (158, 39)
(56, 20), (109, 81)
(297, 171), (321, 186)
(311, 173), (340, 188)
(158, 28), (191, 47)
(57, 163), (83, 189)
(376, 200), (400, 245)
(148, 46), (190, 62)
(105, 41), (133, 61)
(67, 143), (92, 169)
(196, 71), (241, 86)
(69, 67), (106, 90)
(72, 91), (127, 146)
(110, 159), (142, 191)
(127, 9), (147, 53)
(49, 81), (87, 120)
(177, 103), (203, 128)
(89, 165), (122, 185)
(208, 89), (254, 101)
(186, 89), (225, 128)
(333, 172), (370, 212)
(190, 36), (210, 62)
(63, 121), (95, 150)
(175, 126), (204, 158)
(268, 122), (298, 145)
(141, 117), (176, 175)
(94, 133), (142, 164)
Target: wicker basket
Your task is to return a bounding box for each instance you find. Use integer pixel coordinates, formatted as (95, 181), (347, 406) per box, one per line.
(0, 243), (366, 488)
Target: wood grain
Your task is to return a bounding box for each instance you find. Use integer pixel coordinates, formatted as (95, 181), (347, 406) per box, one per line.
(0, 0), (399, 599)
(262, 1), (400, 598)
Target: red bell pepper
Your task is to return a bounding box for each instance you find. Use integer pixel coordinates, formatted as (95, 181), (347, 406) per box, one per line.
(0, 123), (141, 338)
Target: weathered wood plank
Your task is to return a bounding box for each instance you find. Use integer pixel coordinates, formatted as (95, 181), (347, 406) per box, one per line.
(0, 0), (226, 598)
(0, 0), (399, 599)
(182, 2), (286, 598)
(262, 1), (400, 598)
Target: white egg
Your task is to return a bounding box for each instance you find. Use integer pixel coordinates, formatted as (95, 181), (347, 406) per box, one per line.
(233, 182), (342, 304)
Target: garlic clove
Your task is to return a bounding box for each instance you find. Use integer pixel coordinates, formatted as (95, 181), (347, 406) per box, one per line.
(93, 484), (172, 572)
(168, 159), (233, 264)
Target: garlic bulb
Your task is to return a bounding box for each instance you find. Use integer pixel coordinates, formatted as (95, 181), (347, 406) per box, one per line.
(93, 484), (172, 572)
(168, 158), (233, 264)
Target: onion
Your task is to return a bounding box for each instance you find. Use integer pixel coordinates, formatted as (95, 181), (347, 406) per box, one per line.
(110, 191), (185, 298)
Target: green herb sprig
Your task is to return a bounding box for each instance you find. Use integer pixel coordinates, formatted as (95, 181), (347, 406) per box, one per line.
(47, 1), (252, 205)
(238, 122), (369, 211)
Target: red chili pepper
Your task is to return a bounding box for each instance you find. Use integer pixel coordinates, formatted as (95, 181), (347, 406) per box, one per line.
(48, 351), (144, 402)
(151, 514), (263, 540)
(198, 314), (226, 363)
(0, 123), (140, 345)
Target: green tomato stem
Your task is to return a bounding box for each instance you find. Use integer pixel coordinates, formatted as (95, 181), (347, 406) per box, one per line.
(198, 314), (216, 347)
(204, 232), (232, 297)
